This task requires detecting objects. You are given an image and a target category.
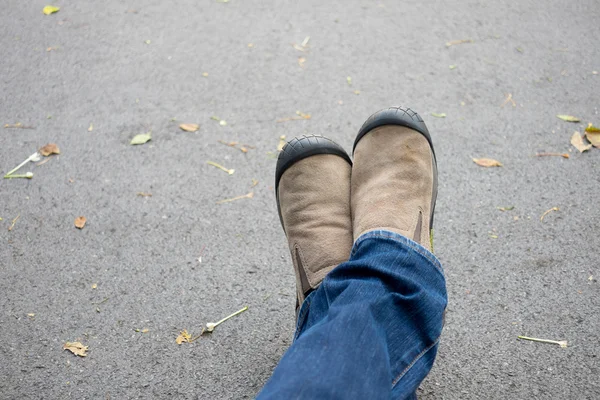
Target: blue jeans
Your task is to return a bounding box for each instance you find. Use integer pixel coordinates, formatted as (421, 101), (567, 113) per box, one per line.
(257, 230), (447, 399)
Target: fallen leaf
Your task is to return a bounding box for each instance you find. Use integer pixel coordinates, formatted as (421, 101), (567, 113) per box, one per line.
(134, 328), (149, 333)
(176, 329), (201, 344)
(449, 65), (457, 70)
(42, 5), (60, 15)
(137, 192), (152, 197)
(430, 113), (446, 118)
(144, 40), (151, 44)
(298, 57), (306, 68)
(586, 124), (600, 133)
(202, 72), (209, 77)
(88, 123), (93, 132)
(207, 161), (234, 175)
(585, 129), (600, 148)
(74, 216), (87, 229)
(557, 115), (580, 123)
(130, 132), (151, 145)
(570, 132), (592, 153)
(91, 283), (97, 289)
(219, 120), (227, 126)
(445, 39), (473, 47)
(251, 179), (259, 187)
(63, 342), (88, 357)
(540, 207), (559, 222)
(277, 135), (287, 151)
(217, 192), (254, 204)
(497, 206), (515, 211)
(27, 313), (35, 318)
(517, 336), (567, 348)
(39, 143), (60, 156)
(473, 158), (503, 167)
(346, 76), (352, 85)
(179, 123), (199, 132)
(353, 90), (361, 95)
(248, 43), (254, 48)
(46, 46), (58, 52)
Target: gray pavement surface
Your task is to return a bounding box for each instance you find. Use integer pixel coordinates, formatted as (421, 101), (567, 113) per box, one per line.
(1, 0), (599, 398)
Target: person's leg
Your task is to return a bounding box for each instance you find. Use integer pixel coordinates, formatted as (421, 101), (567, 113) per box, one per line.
(258, 230), (446, 399)
(260, 108), (447, 399)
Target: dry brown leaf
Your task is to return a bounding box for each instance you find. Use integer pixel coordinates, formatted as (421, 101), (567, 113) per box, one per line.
(571, 132), (592, 153)
(175, 329), (201, 344)
(39, 143), (60, 156)
(63, 341), (88, 357)
(585, 130), (600, 148)
(74, 216), (87, 229)
(473, 158), (503, 167)
(179, 123), (199, 132)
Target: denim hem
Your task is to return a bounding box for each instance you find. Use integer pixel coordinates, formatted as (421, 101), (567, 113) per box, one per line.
(352, 229), (444, 276)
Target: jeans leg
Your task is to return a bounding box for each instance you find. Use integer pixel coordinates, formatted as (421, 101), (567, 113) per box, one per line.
(257, 230), (447, 400)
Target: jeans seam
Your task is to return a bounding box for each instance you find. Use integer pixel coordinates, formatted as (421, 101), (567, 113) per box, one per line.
(293, 295), (311, 340)
(354, 232), (444, 275)
(391, 335), (441, 387)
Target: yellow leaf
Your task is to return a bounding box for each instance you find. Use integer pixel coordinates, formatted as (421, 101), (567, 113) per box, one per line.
(91, 283), (97, 289)
(557, 115), (580, 122)
(74, 216), (86, 229)
(39, 143), (60, 156)
(130, 132), (151, 145)
(473, 158), (503, 167)
(63, 342), (88, 357)
(431, 113), (446, 118)
(570, 132), (592, 153)
(585, 123), (600, 133)
(179, 123), (199, 132)
(88, 123), (93, 132)
(42, 5), (60, 15)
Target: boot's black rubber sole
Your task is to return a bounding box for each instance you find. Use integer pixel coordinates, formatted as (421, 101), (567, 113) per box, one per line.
(352, 107), (438, 232)
(275, 135), (352, 232)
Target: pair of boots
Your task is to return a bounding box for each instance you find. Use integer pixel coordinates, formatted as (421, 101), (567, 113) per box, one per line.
(276, 106), (438, 307)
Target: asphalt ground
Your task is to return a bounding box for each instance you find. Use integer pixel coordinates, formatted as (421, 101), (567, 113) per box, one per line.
(1, 0), (599, 398)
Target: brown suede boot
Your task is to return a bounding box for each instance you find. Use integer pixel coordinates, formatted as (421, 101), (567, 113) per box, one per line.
(351, 107), (438, 251)
(276, 135), (353, 308)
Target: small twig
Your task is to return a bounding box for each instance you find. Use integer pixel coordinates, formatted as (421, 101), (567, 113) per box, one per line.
(36, 158), (51, 167)
(535, 152), (569, 159)
(207, 161), (234, 175)
(8, 214), (20, 231)
(4, 152), (40, 178)
(540, 207), (559, 222)
(217, 192), (254, 204)
(4, 123), (35, 129)
(501, 93), (516, 107)
(204, 306), (249, 333)
(446, 39), (473, 47)
(518, 336), (567, 348)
